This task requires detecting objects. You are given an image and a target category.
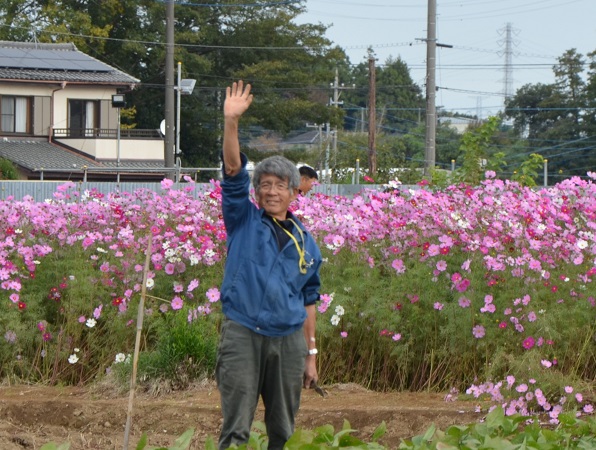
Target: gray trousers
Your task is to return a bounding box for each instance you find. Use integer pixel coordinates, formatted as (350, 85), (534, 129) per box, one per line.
(215, 319), (307, 450)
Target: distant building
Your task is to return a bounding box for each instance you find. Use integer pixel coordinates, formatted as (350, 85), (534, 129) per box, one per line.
(0, 41), (164, 180)
(438, 116), (478, 134)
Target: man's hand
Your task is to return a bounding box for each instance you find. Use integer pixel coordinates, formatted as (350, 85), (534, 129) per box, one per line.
(303, 356), (318, 388)
(224, 80), (253, 120)
(222, 80), (253, 175)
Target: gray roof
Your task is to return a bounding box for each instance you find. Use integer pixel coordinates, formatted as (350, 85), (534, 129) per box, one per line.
(282, 130), (320, 146)
(0, 138), (163, 172)
(0, 41), (139, 85)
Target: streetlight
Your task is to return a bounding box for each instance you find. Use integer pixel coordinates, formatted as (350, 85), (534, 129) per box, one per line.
(175, 62), (196, 181)
(111, 94), (126, 182)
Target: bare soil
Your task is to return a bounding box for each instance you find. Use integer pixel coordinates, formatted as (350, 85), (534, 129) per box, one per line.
(0, 382), (483, 449)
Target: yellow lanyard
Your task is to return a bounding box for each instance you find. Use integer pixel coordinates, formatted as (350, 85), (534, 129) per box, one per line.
(273, 218), (307, 274)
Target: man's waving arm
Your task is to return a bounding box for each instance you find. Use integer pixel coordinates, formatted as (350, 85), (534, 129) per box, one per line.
(222, 80), (253, 177)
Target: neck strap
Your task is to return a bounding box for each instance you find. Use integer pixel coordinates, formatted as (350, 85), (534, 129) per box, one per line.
(273, 218), (307, 274)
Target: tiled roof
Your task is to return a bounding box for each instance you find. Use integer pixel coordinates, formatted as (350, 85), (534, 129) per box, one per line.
(282, 130), (320, 145)
(0, 41), (139, 85)
(0, 138), (163, 172)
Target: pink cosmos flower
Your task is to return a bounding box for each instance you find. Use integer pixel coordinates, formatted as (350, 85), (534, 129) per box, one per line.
(187, 279), (199, 292)
(433, 302), (444, 310)
(455, 279), (470, 292)
(392, 333), (402, 341)
(161, 178), (174, 189)
(472, 325), (485, 339)
(206, 287), (220, 303)
(458, 297), (471, 308)
(171, 296), (183, 310)
(391, 259), (406, 274)
(522, 336), (535, 349)
(340, 331), (348, 338)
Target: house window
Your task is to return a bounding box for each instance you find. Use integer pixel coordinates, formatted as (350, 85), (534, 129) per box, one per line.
(1, 96), (31, 133)
(68, 99), (98, 137)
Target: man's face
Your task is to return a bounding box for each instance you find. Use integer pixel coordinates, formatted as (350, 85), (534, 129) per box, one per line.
(256, 174), (298, 220)
(300, 176), (317, 194)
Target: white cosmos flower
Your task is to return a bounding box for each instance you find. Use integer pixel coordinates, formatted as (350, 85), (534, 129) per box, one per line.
(577, 239), (588, 250)
(115, 353), (126, 363)
(86, 318), (96, 328)
(68, 354), (79, 364)
(330, 315), (340, 326)
(146, 278), (155, 288)
(335, 305), (345, 316)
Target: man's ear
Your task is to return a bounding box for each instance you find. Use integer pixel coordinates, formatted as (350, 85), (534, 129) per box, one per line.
(291, 188), (299, 200)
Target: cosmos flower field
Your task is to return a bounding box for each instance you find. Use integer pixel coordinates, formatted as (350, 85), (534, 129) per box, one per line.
(1, 172), (595, 423)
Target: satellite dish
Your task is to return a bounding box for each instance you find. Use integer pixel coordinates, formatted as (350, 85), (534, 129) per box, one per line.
(159, 119), (166, 136)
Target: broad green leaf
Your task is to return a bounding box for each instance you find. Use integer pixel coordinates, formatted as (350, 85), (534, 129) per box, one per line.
(371, 421), (387, 441)
(135, 433), (148, 450)
(171, 428), (194, 449)
(204, 436), (217, 450)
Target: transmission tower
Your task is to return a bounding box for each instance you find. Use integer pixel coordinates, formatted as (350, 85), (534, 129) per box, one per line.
(497, 23), (519, 104)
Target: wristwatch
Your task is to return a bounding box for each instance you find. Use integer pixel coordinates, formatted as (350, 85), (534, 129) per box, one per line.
(308, 348), (318, 355)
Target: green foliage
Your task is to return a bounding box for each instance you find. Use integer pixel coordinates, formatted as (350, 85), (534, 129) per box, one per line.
(112, 311), (219, 388)
(454, 116), (500, 185)
(399, 407), (596, 449)
(511, 153), (545, 187)
(0, 157), (18, 180)
(40, 443), (70, 450)
(505, 48), (596, 181)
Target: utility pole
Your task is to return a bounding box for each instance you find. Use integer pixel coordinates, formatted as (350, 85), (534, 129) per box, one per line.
(424, 0), (437, 179)
(329, 67), (355, 175)
(367, 49), (377, 176)
(164, 0), (175, 177)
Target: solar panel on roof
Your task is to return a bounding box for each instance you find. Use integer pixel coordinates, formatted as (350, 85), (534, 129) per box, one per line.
(0, 46), (111, 72)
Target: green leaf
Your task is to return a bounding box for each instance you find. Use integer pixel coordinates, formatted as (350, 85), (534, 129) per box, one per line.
(421, 424), (437, 442)
(40, 444), (70, 450)
(371, 421), (387, 441)
(135, 433), (148, 450)
(285, 428), (315, 449)
(170, 428), (194, 450)
(204, 436), (217, 450)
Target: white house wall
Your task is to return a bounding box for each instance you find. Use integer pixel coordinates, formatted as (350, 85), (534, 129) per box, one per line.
(54, 137), (163, 161)
(52, 85), (119, 131)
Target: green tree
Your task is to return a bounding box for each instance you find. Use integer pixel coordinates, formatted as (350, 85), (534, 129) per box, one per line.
(342, 55), (424, 135)
(505, 48), (596, 181)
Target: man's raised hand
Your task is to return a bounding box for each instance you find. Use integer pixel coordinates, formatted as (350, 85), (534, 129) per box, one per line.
(224, 80), (253, 120)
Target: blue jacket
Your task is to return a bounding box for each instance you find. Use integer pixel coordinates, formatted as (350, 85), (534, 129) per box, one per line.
(220, 155), (322, 337)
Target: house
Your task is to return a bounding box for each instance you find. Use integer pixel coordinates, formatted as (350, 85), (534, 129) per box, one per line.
(0, 40), (165, 180)
(437, 116), (478, 134)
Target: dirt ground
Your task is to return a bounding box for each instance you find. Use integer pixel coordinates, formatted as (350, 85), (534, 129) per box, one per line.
(0, 382), (484, 449)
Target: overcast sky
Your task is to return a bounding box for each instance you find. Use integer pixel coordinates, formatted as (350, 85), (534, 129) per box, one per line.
(296, 0), (595, 118)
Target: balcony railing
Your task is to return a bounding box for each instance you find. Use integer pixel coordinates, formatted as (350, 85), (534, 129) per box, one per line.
(53, 128), (162, 139)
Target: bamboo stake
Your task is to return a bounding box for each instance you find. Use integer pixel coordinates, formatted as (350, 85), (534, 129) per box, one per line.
(123, 234), (153, 450)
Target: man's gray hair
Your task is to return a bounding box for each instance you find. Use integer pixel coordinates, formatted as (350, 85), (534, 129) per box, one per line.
(252, 156), (300, 191)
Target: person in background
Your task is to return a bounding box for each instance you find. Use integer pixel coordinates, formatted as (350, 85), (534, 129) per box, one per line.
(216, 80), (323, 450)
(298, 165), (318, 195)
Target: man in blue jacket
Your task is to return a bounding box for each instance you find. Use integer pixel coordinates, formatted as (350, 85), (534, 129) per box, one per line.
(216, 80), (323, 450)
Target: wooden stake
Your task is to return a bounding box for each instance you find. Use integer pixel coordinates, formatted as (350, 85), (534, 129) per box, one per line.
(123, 234), (153, 449)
